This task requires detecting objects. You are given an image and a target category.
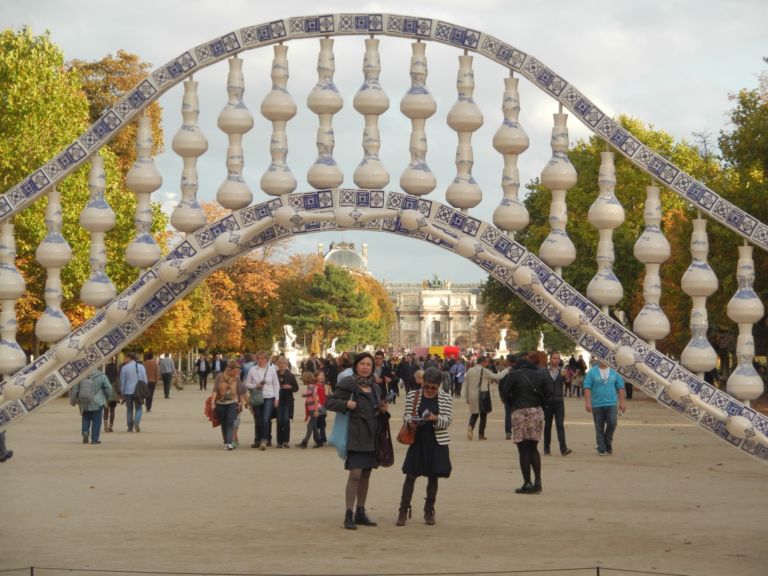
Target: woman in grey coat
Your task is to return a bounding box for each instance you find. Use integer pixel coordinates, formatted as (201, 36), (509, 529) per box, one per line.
(325, 352), (390, 530)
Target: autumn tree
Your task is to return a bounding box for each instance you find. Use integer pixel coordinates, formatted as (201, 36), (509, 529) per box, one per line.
(353, 274), (396, 348)
(0, 28), (168, 355)
(67, 50), (164, 177)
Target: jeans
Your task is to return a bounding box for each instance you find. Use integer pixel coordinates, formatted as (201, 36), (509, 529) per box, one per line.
(504, 401), (512, 436)
(276, 401), (292, 445)
(314, 415), (327, 444)
(592, 405), (618, 453)
(544, 399), (568, 452)
(161, 373), (172, 398)
(82, 409), (103, 443)
(125, 394), (143, 431)
(260, 400), (276, 445)
(198, 372), (208, 390)
(251, 404), (263, 444)
(146, 382), (157, 411)
(215, 402), (237, 445)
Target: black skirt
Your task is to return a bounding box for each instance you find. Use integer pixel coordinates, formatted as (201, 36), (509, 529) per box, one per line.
(402, 412), (452, 478)
(345, 450), (379, 470)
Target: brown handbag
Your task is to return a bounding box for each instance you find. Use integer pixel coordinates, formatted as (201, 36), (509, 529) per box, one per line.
(396, 391), (420, 445)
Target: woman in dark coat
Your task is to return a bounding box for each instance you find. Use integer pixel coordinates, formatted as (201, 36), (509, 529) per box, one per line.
(275, 357), (299, 448)
(325, 352), (390, 530)
(502, 353), (548, 494)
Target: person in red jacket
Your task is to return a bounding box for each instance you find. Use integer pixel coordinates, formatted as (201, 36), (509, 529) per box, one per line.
(313, 369), (328, 447)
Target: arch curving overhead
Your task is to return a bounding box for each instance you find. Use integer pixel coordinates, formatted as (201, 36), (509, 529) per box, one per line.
(1, 13), (766, 249)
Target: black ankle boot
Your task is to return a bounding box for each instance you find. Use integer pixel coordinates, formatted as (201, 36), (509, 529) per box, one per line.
(424, 508), (435, 525)
(344, 509), (357, 530)
(354, 506), (377, 526)
(515, 482), (534, 494)
(396, 505), (411, 526)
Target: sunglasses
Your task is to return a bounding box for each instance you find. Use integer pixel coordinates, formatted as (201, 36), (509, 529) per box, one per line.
(422, 385), (439, 391)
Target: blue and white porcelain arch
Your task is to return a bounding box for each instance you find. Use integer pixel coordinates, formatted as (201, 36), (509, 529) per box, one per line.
(1, 13), (766, 250)
(1, 189), (767, 464)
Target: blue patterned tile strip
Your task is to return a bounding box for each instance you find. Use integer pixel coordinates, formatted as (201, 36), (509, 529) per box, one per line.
(1, 192), (766, 466)
(2, 13), (765, 251)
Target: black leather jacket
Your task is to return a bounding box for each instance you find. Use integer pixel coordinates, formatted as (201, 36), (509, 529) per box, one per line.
(501, 359), (547, 411)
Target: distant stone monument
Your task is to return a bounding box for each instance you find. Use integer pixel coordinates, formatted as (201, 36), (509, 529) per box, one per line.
(283, 324), (298, 368)
(325, 337), (338, 357)
(496, 328), (509, 357)
(283, 325), (297, 351)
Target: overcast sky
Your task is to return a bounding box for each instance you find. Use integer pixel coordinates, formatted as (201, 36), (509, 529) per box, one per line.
(3, 0), (766, 283)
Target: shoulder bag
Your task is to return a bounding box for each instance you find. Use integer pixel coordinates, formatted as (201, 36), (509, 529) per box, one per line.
(377, 412), (395, 467)
(478, 369), (493, 414)
(249, 366), (267, 407)
(135, 363), (149, 400)
(396, 390), (420, 445)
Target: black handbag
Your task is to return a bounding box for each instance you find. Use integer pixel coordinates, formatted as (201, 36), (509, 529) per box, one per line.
(478, 369), (492, 414)
(377, 413), (394, 467)
(479, 391), (493, 414)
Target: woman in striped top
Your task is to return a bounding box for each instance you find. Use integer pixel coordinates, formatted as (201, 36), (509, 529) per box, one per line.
(396, 367), (453, 527)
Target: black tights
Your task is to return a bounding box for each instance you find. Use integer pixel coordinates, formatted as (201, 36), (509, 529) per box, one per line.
(516, 440), (541, 486)
(400, 474), (439, 511)
(345, 468), (372, 511)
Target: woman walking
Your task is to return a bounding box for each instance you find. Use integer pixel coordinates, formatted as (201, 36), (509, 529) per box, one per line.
(396, 367), (452, 526)
(325, 352), (390, 530)
(211, 361), (245, 450)
(276, 357), (298, 448)
(503, 353), (547, 494)
(103, 358), (119, 433)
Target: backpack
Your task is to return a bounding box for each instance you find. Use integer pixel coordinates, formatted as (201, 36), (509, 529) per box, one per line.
(77, 377), (98, 408)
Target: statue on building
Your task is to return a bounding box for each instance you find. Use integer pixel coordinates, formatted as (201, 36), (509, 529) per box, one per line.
(427, 274), (444, 290)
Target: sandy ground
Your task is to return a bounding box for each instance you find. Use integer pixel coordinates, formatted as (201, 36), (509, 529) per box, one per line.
(0, 386), (766, 576)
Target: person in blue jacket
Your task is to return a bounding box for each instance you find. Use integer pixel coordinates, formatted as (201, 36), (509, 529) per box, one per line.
(583, 358), (626, 456)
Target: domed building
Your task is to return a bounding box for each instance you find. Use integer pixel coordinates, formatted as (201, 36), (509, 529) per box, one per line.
(317, 243), (482, 349)
(319, 242), (370, 275)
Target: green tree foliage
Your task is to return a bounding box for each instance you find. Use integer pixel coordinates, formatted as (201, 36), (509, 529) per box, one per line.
(285, 265), (374, 353)
(0, 28), (167, 354)
(482, 115), (718, 358)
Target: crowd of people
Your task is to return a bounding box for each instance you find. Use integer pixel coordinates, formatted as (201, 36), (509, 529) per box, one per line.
(2, 345), (631, 530)
(193, 347), (626, 526)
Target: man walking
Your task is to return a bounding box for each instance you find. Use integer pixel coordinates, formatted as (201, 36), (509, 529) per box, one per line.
(542, 351), (572, 456)
(211, 353), (227, 378)
(583, 358), (626, 456)
(119, 352), (148, 433)
(465, 355), (506, 441)
(158, 353), (177, 399)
